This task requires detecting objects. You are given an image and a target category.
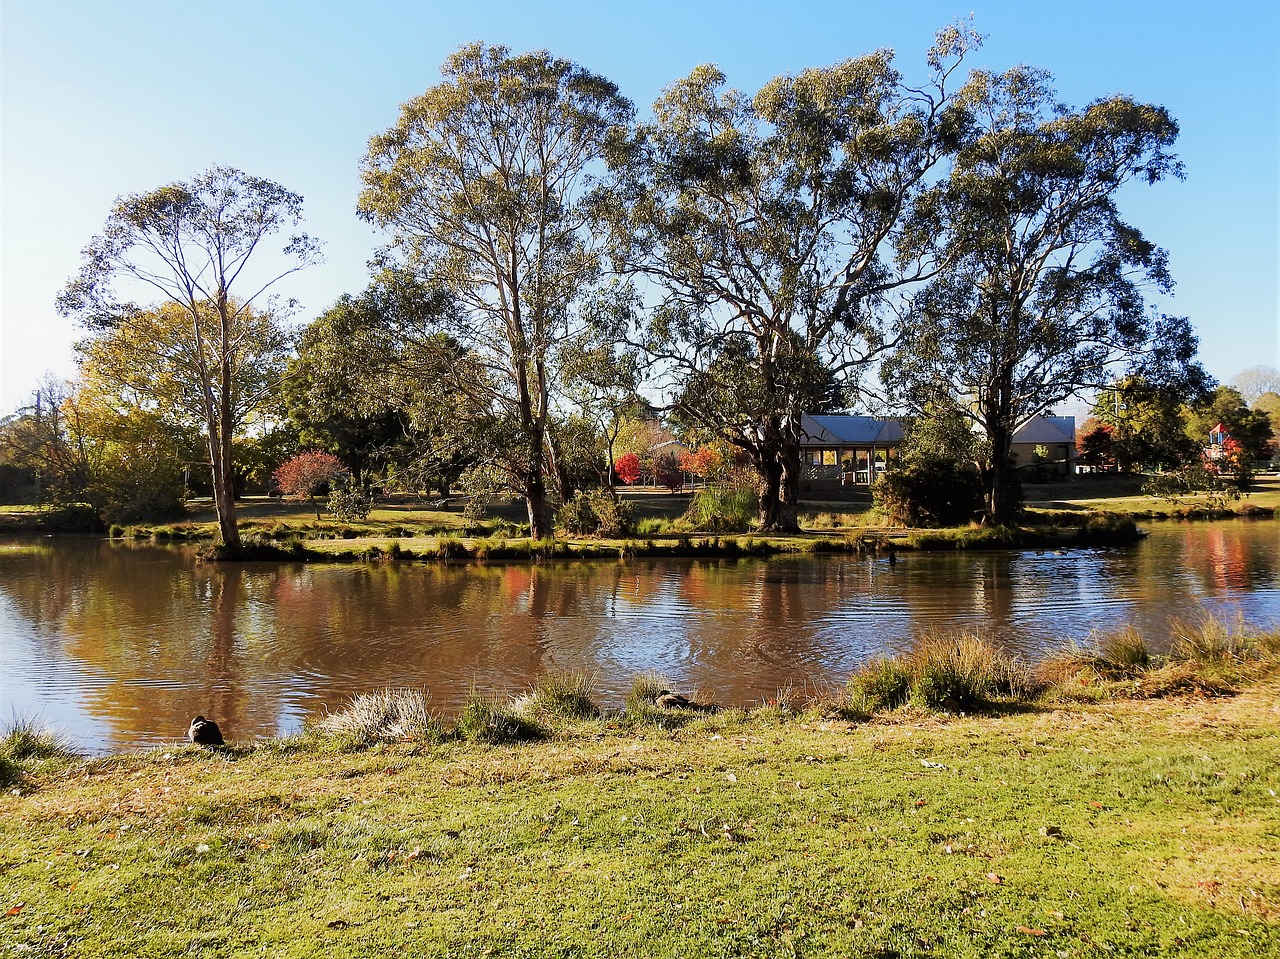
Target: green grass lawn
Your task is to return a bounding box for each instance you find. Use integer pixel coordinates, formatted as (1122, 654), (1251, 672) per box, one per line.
(1025, 473), (1280, 516)
(3, 676), (1277, 958)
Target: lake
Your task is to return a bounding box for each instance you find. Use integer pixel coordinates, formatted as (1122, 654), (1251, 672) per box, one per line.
(1, 520), (1276, 754)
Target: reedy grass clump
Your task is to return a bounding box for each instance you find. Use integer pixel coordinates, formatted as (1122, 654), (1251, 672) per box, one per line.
(842, 657), (914, 718)
(1097, 625), (1151, 675)
(1, 716), (79, 785)
(512, 671), (600, 721)
(311, 688), (445, 748)
(843, 632), (1035, 717)
(455, 696), (547, 744)
(908, 631), (1031, 710)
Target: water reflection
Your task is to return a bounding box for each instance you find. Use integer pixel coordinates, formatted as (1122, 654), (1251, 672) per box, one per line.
(0, 520), (1275, 753)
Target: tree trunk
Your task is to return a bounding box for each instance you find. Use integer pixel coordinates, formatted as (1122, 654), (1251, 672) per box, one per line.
(982, 418), (1019, 527)
(526, 473), (552, 539)
(755, 456), (785, 531)
(774, 445), (804, 534)
(210, 310), (241, 551)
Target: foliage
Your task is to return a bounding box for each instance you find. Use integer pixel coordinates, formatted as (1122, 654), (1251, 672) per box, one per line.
(1142, 462), (1238, 503)
(1091, 377), (1201, 473)
(884, 68), (1205, 525)
(327, 480), (375, 523)
(651, 451), (683, 492)
(360, 44), (634, 538)
(0, 379), (94, 506)
(614, 451), (642, 485)
(273, 451), (346, 519)
(677, 473), (758, 532)
(555, 489), (635, 538)
(874, 457), (984, 527)
(284, 292), (414, 485)
(603, 27), (979, 531)
(874, 410), (984, 527)
(58, 167), (319, 549)
(678, 445), (728, 481)
(1186, 386), (1274, 489)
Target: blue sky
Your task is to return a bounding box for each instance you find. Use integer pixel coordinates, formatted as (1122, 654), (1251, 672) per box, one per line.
(2, 0), (1276, 414)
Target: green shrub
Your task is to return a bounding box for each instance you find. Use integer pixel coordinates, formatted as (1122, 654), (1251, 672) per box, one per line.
(845, 658), (913, 715)
(455, 697), (546, 744)
(555, 490), (634, 538)
(908, 632), (1023, 711)
(873, 458), (983, 528)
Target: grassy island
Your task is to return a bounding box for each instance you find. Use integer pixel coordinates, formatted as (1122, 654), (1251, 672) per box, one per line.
(4, 475), (1275, 564)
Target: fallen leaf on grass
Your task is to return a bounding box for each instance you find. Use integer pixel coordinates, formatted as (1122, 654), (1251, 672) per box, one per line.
(4, 904), (24, 918)
(987, 873), (1003, 884)
(1017, 926), (1046, 936)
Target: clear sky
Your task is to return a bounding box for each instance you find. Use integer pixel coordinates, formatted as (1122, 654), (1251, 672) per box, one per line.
(2, 0), (1276, 415)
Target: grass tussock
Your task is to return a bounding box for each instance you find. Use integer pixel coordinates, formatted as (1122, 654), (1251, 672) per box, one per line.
(843, 632), (1034, 718)
(455, 696), (547, 744)
(512, 671), (601, 721)
(1038, 614), (1279, 701)
(1, 716), (79, 786)
(311, 689), (445, 748)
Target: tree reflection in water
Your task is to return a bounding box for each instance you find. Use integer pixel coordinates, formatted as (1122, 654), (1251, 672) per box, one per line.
(0, 520), (1275, 753)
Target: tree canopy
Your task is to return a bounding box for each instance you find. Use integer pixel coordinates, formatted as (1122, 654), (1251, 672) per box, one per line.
(602, 25), (978, 530)
(883, 67), (1204, 524)
(359, 44), (634, 537)
(57, 167), (320, 548)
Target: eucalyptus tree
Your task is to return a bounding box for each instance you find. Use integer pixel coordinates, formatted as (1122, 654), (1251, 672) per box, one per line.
(882, 68), (1204, 525)
(359, 43), (634, 537)
(57, 167), (321, 549)
(603, 26), (978, 531)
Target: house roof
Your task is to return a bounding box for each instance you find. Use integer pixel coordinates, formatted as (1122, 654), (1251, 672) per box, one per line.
(1012, 415), (1075, 445)
(798, 413), (1075, 447)
(800, 414), (904, 446)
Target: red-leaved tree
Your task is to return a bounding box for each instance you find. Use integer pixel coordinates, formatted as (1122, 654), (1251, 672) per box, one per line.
(615, 452), (642, 485)
(273, 451), (345, 519)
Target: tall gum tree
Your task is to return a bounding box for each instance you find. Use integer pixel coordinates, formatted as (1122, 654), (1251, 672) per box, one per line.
(883, 67), (1205, 525)
(359, 43), (634, 538)
(602, 26), (978, 532)
(57, 167), (320, 549)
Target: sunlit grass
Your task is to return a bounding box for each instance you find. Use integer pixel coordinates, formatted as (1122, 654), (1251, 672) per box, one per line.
(3, 668), (1278, 957)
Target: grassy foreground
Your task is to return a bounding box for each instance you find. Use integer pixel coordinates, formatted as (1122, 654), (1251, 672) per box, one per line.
(3, 668), (1278, 957)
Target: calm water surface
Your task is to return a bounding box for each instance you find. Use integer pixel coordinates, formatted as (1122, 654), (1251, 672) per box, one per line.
(1, 520), (1276, 754)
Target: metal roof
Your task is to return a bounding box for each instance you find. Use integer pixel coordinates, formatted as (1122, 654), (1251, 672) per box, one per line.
(798, 413), (1074, 447)
(800, 415), (904, 446)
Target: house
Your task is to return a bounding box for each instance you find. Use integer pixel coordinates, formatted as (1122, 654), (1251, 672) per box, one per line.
(1010, 415), (1076, 477)
(797, 413), (1076, 489)
(798, 414), (905, 488)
